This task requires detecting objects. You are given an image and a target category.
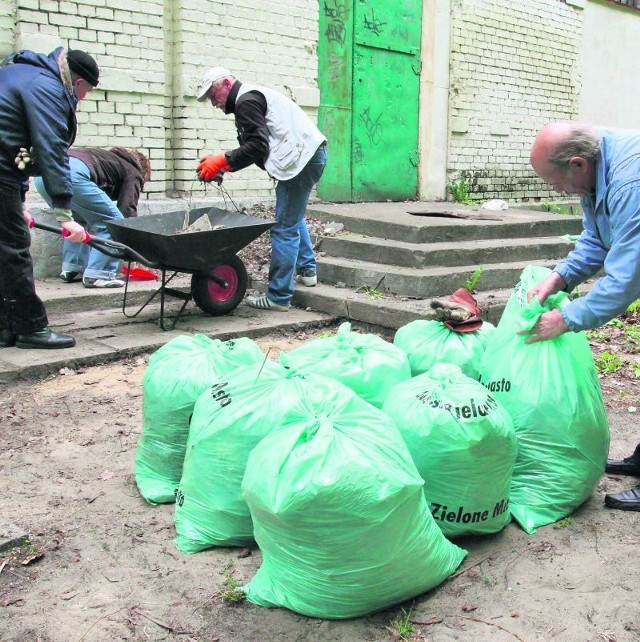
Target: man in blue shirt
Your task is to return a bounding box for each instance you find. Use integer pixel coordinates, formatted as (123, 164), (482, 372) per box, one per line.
(521, 121), (640, 512)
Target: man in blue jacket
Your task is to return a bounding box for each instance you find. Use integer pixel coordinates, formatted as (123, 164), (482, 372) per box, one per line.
(0, 47), (99, 348)
(523, 121), (640, 512)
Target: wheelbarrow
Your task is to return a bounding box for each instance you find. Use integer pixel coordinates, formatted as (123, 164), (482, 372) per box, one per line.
(34, 206), (274, 330)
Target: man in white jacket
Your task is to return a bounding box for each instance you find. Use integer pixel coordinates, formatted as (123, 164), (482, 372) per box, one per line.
(196, 67), (327, 311)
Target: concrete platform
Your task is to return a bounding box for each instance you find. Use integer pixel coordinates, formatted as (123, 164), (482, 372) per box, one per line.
(6, 198), (580, 381)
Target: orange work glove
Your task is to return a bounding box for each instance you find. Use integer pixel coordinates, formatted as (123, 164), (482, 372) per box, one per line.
(197, 154), (230, 182)
(430, 287), (483, 333)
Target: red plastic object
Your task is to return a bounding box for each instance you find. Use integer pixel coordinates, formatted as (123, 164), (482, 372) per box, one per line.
(122, 265), (159, 281)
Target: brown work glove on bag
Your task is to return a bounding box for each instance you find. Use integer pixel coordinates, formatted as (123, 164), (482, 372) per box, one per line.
(430, 287), (483, 333)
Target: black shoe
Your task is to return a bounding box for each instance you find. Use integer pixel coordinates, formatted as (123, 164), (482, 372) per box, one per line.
(15, 328), (76, 349)
(0, 329), (16, 348)
(604, 484), (640, 511)
(605, 444), (640, 476)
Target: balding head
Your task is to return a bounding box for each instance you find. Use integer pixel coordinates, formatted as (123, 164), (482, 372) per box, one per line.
(530, 122), (599, 196)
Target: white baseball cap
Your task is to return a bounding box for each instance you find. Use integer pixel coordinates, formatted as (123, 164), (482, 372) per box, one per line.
(196, 67), (233, 102)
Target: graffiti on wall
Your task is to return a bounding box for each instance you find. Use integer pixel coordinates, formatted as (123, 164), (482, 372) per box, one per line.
(323, 0), (348, 44)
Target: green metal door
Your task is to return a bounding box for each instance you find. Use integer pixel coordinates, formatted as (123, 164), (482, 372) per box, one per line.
(317, 0), (421, 202)
(318, 0), (354, 202)
(352, 0), (421, 201)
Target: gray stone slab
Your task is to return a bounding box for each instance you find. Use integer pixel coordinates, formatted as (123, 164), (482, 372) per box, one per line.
(309, 201), (583, 243)
(0, 340), (118, 381)
(0, 516), (29, 553)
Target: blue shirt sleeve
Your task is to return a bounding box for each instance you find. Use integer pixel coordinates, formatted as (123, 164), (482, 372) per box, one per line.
(562, 179), (640, 331)
(554, 206), (608, 291)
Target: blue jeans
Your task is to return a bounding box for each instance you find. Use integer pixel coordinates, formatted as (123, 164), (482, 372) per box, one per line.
(34, 157), (124, 280)
(268, 145), (327, 305)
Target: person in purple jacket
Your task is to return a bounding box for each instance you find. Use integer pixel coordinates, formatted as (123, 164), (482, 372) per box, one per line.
(0, 46), (98, 349)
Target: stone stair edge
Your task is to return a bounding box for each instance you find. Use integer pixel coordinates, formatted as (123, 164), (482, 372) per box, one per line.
(317, 255), (557, 276)
(319, 233), (577, 251)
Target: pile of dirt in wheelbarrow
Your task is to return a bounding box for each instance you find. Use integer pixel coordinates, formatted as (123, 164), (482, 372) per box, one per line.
(236, 202), (328, 284)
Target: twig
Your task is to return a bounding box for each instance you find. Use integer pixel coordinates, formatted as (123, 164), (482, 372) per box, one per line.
(411, 617), (444, 626)
(503, 542), (543, 587)
(192, 594), (217, 614)
(592, 522), (599, 554)
(461, 615), (526, 641)
(131, 607), (192, 634)
(254, 347), (273, 383)
(448, 553), (494, 581)
(77, 608), (125, 641)
(412, 614), (526, 641)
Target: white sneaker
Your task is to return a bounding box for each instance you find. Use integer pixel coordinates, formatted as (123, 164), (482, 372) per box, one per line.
(296, 270), (317, 287)
(83, 277), (125, 289)
(245, 294), (289, 312)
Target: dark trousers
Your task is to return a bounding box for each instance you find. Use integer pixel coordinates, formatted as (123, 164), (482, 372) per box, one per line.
(0, 187), (48, 333)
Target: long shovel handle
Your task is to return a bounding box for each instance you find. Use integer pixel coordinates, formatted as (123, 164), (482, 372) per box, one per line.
(31, 220), (159, 267)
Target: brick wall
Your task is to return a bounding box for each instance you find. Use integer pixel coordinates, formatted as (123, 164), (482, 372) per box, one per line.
(8, 0), (321, 203)
(447, 0), (583, 202)
(3, 0), (604, 205)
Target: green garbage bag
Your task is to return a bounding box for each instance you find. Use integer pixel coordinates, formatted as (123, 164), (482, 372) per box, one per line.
(242, 379), (467, 619)
(175, 361), (298, 551)
(135, 334), (264, 504)
(382, 362), (516, 537)
(479, 266), (609, 533)
(393, 319), (495, 379)
(279, 321), (411, 408)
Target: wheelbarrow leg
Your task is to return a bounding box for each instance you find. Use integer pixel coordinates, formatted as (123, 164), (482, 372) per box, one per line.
(120, 267), (193, 331)
(159, 273), (192, 331)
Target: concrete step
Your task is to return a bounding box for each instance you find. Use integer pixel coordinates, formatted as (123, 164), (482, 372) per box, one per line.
(309, 202), (583, 243)
(4, 274), (514, 381)
(316, 256), (557, 298)
(318, 234), (576, 268)
(0, 279), (338, 382)
(39, 274), (193, 315)
(291, 282), (511, 329)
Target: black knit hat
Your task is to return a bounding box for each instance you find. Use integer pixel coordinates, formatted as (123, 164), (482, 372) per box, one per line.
(67, 50), (99, 87)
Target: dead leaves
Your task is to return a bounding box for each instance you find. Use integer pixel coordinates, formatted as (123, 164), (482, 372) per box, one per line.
(21, 551), (44, 566)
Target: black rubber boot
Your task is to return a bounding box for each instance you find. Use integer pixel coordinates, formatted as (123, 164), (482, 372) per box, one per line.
(604, 484), (640, 511)
(605, 444), (640, 476)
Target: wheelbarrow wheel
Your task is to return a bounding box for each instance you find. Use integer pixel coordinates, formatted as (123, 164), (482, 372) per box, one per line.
(191, 255), (248, 316)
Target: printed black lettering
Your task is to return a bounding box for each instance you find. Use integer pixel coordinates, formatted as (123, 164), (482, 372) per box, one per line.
(492, 498), (509, 517)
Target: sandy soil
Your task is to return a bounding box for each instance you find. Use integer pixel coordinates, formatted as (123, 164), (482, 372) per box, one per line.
(1, 328), (639, 642)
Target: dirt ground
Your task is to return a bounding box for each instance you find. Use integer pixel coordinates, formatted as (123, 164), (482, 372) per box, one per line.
(1, 327), (639, 642)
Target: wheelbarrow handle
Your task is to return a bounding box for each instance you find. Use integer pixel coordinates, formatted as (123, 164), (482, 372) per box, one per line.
(31, 220), (159, 267)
